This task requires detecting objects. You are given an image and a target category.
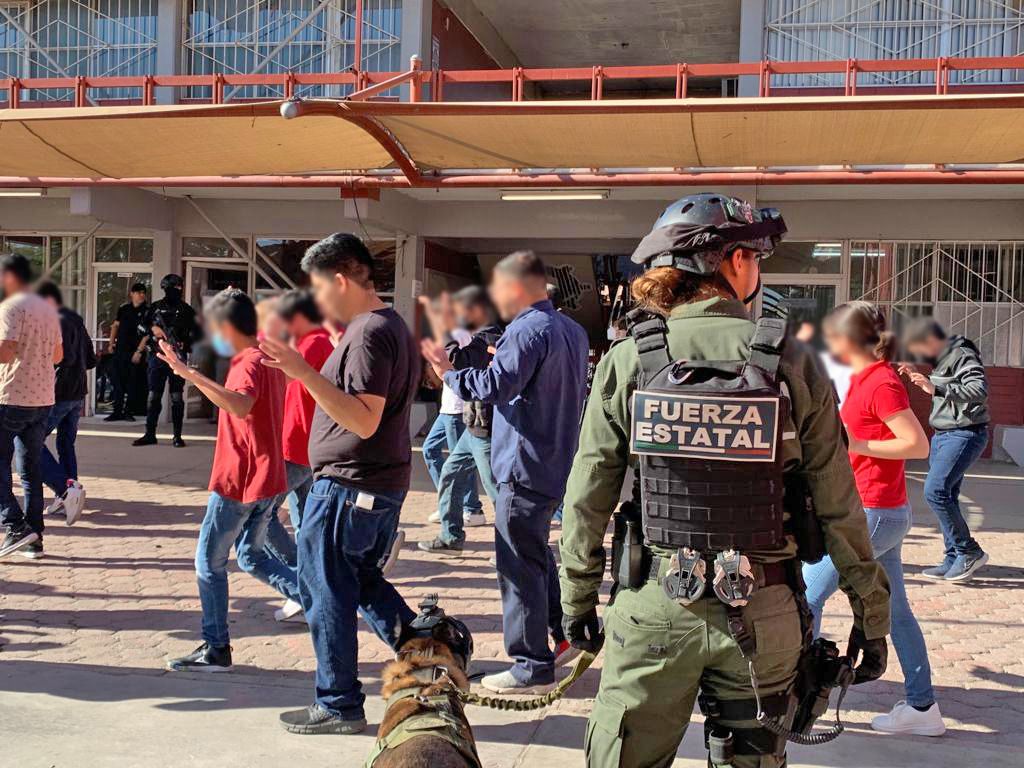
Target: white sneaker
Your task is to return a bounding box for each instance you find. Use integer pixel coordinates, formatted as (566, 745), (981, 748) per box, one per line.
(63, 481), (85, 526)
(463, 512), (487, 527)
(428, 509), (441, 523)
(480, 669), (555, 695)
(274, 599), (306, 623)
(381, 530), (406, 577)
(871, 701), (946, 737)
(45, 496), (65, 516)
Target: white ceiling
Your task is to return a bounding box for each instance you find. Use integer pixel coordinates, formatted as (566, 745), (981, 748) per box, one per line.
(467, 0), (742, 68)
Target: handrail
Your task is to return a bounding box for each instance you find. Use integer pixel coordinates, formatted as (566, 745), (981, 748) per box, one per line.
(3, 55), (1024, 109)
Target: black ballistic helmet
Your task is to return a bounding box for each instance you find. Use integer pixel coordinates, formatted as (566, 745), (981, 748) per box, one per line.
(161, 273), (184, 292)
(406, 594), (474, 671)
(631, 193), (788, 275)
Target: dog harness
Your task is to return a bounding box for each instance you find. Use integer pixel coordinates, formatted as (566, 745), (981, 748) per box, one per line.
(364, 665), (482, 768)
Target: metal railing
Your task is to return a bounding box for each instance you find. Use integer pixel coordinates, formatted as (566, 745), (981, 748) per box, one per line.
(4, 53), (1024, 107)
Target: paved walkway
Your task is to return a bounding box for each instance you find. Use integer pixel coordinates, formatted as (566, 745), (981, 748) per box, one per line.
(1, 421), (1023, 767)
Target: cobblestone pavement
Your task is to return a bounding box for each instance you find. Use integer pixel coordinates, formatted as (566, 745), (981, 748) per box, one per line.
(1, 422), (1023, 767)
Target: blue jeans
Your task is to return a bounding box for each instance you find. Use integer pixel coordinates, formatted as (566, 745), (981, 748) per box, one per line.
(494, 482), (564, 686)
(803, 504), (935, 708)
(264, 461), (315, 569)
(924, 427), (987, 561)
(41, 399), (82, 495)
(298, 478), (414, 720)
(0, 404), (49, 537)
(423, 413), (481, 514)
(440, 430), (497, 545)
(195, 491), (301, 647)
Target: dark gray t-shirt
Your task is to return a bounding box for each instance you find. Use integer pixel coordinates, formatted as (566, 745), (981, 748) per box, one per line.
(308, 307), (420, 493)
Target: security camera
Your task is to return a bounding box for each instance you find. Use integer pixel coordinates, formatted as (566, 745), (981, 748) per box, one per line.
(280, 97), (302, 120)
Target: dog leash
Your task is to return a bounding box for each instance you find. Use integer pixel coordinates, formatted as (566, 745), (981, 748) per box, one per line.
(453, 649), (599, 712)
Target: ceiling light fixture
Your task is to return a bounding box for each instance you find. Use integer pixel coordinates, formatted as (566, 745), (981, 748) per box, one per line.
(0, 188), (46, 198)
(500, 189), (610, 202)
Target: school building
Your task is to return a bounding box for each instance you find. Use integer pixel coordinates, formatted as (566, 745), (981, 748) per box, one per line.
(2, 1), (1024, 441)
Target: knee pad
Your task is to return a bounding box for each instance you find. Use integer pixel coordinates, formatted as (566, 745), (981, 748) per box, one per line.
(170, 392), (185, 406)
(147, 391), (162, 408)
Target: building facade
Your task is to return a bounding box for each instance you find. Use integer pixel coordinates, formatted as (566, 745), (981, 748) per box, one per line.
(3, 0), (1024, 430)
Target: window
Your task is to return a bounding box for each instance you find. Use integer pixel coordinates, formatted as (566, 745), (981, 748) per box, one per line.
(94, 237), (153, 263)
(182, 0), (403, 99)
(0, 233), (87, 311)
(765, 0), (1024, 88)
(0, 0), (157, 102)
(763, 242), (842, 275)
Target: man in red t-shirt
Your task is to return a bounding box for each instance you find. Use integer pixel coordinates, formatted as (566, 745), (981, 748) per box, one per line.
(158, 288), (300, 673)
(264, 290), (336, 622)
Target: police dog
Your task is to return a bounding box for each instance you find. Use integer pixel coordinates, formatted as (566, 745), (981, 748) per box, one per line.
(369, 598), (480, 768)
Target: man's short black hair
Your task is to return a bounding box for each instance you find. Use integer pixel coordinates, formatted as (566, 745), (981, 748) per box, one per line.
(36, 280), (63, 306)
(902, 316), (947, 346)
(130, 282), (147, 294)
(205, 288), (258, 337)
(0, 253), (33, 285)
(494, 250), (547, 285)
(301, 233), (374, 288)
(276, 289), (322, 324)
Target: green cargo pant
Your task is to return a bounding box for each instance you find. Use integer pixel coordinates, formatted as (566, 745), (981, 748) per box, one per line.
(585, 580), (803, 768)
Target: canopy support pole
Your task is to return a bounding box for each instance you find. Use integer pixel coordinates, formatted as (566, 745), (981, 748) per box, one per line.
(39, 221), (103, 283)
(183, 196), (294, 290)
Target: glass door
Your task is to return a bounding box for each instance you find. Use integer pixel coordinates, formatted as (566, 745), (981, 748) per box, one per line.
(184, 260), (250, 421)
(91, 268), (153, 415)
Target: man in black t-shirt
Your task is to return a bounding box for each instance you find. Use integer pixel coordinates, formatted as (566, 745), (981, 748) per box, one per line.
(259, 233), (418, 736)
(106, 282), (147, 421)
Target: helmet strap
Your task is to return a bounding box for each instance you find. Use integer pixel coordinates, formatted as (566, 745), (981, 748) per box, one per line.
(743, 275), (762, 306)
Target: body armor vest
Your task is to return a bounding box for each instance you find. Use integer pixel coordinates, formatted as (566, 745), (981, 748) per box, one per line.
(628, 312), (789, 553)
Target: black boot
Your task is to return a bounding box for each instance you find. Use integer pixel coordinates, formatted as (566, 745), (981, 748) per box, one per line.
(133, 433), (157, 446)
(170, 393), (185, 447)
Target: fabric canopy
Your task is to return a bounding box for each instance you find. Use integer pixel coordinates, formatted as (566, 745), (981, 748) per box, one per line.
(2, 93), (1024, 180)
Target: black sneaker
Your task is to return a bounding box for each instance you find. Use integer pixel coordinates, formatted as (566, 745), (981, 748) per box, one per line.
(172, 436), (187, 448)
(19, 541), (43, 560)
(279, 705), (366, 735)
(133, 434), (158, 446)
(0, 525), (40, 559)
(103, 412), (124, 422)
(417, 536), (464, 558)
(124, 414), (136, 422)
(166, 642), (232, 672)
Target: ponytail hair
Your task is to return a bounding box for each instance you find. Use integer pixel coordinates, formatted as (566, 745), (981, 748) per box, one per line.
(631, 266), (735, 317)
(823, 300), (897, 362)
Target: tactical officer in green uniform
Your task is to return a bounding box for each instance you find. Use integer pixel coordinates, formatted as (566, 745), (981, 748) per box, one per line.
(559, 194), (892, 768)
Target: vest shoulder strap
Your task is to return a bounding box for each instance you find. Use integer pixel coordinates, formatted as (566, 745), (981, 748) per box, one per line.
(626, 308), (671, 381)
(747, 316), (787, 380)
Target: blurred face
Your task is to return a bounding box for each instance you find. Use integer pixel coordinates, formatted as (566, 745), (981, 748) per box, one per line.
(207, 317), (247, 357)
(1, 271), (23, 297)
(907, 336), (945, 361)
(42, 295), (58, 310)
(489, 271), (530, 323)
(262, 311), (288, 342)
(823, 323), (855, 364)
(454, 301), (486, 330)
(309, 270), (362, 324)
(130, 290), (146, 307)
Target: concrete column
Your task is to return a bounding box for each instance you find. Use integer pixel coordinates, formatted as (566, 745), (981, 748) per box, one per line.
(155, 0), (184, 104)
(392, 233), (424, 328)
(738, 0), (766, 97)
(400, 0), (433, 92)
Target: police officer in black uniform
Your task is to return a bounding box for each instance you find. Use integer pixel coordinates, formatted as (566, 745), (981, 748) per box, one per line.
(132, 274), (200, 447)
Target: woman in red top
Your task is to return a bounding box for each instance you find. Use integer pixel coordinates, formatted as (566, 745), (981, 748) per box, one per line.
(802, 301), (945, 737)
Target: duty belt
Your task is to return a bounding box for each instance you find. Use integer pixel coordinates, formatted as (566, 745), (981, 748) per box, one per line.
(647, 551), (790, 594)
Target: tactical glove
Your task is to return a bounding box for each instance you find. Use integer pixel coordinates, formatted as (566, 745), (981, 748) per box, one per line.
(847, 625), (888, 684)
(562, 608), (603, 654)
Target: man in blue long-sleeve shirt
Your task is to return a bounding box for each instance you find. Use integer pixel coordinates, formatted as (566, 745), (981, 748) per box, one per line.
(422, 251), (589, 693)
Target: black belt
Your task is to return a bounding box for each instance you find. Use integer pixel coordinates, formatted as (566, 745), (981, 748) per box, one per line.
(647, 553), (790, 592)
